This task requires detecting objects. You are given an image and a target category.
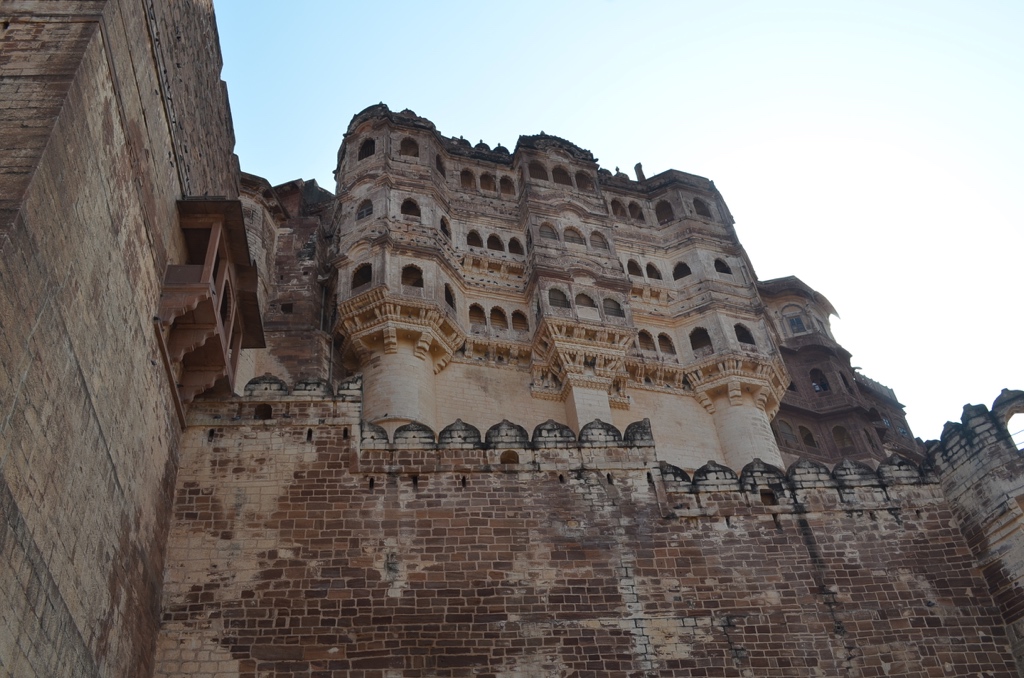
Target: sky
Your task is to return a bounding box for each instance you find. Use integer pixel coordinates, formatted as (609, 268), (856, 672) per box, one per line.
(213, 0), (1024, 445)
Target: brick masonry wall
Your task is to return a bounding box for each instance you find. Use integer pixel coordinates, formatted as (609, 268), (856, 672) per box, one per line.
(0, 0), (240, 675)
(155, 391), (1018, 677)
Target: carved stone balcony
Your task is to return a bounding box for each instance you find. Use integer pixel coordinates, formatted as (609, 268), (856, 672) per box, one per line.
(156, 199), (266, 422)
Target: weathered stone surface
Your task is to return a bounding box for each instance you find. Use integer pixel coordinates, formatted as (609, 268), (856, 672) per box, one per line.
(153, 395), (1022, 677)
(4, 3), (1024, 677)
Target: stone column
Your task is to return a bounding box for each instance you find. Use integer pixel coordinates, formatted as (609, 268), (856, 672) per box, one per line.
(358, 333), (438, 434)
(564, 374), (613, 432)
(699, 379), (783, 470)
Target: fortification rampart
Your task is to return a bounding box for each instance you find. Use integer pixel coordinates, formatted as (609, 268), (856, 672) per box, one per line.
(155, 381), (1024, 677)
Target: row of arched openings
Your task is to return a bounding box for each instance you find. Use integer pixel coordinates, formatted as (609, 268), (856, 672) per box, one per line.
(356, 138), (710, 223)
(548, 289), (624, 318)
(468, 304), (529, 332)
(637, 331), (676, 355)
(539, 223), (610, 250)
(461, 169), (516, 196)
(357, 137), (517, 196)
(527, 162), (595, 192)
(352, 263), (425, 291)
(351, 264), (530, 332)
(354, 198), (421, 220)
(688, 324), (756, 355)
(609, 197), (712, 224)
(627, 258), (731, 281)
(776, 420), (858, 451)
(466, 230), (524, 254)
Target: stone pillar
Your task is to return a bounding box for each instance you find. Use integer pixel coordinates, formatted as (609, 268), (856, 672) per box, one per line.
(701, 380), (783, 470)
(565, 375), (613, 432)
(359, 335), (438, 434)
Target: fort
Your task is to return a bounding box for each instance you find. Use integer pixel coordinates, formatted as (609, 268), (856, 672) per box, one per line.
(1, 1), (1023, 677)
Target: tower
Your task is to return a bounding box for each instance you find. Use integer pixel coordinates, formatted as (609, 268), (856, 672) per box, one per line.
(329, 105), (789, 470)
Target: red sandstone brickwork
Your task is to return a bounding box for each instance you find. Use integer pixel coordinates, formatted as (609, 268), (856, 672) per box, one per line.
(155, 398), (1018, 677)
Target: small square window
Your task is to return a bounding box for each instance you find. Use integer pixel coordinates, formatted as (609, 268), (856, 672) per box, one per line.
(788, 316), (806, 333)
(281, 303), (293, 314)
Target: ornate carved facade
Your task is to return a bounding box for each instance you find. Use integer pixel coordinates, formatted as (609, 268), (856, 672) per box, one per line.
(3, 4), (1024, 677)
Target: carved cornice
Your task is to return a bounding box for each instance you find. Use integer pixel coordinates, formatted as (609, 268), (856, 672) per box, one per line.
(684, 351), (790, 417)
(337, 288), (466, 373)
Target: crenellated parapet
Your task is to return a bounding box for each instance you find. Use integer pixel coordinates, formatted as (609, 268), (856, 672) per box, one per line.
(356, 416), (658, 474)
(920, 389), (1024, 669)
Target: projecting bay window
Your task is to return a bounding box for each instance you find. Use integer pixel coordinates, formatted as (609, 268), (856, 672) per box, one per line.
(156, 199), (266, 422)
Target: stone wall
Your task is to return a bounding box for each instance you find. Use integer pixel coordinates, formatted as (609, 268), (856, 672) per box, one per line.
(154, 383), (1020, 677)
(0, 1), (239, 675)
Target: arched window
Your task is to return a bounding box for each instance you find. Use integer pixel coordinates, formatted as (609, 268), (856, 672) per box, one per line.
(833, 426), (854, 449)
(693, 198), (712, 218)
(461, 169), (475, 189)
(444, 284), (455, 308)
(399, 137), (419, 157)
(486, 234), (504, 252)
(628, 202), (644, 222)
(689, 328), (713, 355)
(435, 155), (445, 174)
(658, 333), (676, 354)
(358, 139), (375, 160)
(840, 373), (853, 392)
(655, 200), (674, 224)
(564, 228), (586, 246)
(539, 223), (558, 240)
(552, 167), (572, 186)
(673, 262), (692, 280)
(714, 258), (732, 274)
(735, 324), (756, 345)
(469, 304), (486, 325)
(591, 232), (609, 250)
(254, 404), (273, 420)
(645, 263), (662, 280)
(529, 161), (548, 180)
(549, 288), (570, 308)
(401, 265), (423, 288)
(810, 368), (830, 393)
(467, 230), (483, 247)
(508, 238), (524, 255)
(480, 173), (496, 192)
(638, 331), (656, 351)
(777, 420), (799, 446)
(352, 263), (372, 290)
(611, 200), (627, 218)
(603, 298), (625, 318)
(356, 199), (373, 220)
(400, 199), (421, 217)
(1010, 413), (1024, 450)
(490, 308), (508, 330)
(500, 176), (515, 196)
(576, 172), (594, 191)
(575, 293), (597, 308)
(627, 260), (643, 276)
(511, 311), (529, 331)
(500, 450), (519, 464)
(440, 218), (450, 239)
(799, 426), (818, 447)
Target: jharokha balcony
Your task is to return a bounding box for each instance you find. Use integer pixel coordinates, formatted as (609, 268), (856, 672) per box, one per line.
(156, 199), (265, 423)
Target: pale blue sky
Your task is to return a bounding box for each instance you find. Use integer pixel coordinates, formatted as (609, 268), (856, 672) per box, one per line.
(214, 0), (1024, 443)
